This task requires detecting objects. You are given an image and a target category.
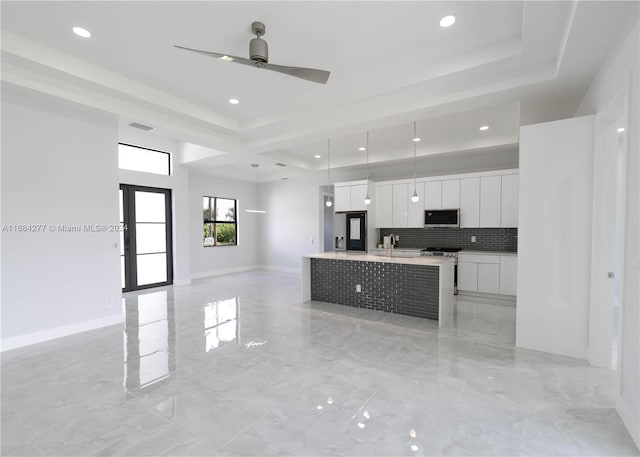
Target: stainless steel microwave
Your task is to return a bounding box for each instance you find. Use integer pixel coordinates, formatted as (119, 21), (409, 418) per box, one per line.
(424, 209), (460, 227)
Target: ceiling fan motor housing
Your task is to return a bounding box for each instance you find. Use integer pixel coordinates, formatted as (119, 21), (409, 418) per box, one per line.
(250, 37), (268, 64)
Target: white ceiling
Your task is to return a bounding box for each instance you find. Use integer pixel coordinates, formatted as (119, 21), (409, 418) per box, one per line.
(2, 1), (637, 182)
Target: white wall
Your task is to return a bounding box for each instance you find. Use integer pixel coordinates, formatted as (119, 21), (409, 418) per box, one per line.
(189, 172), (260, 277)
(258, 169), (377, 272)
(118, 130), (191, 284)
(1, 84), (122, 349)
(517, 115), (595, 359)
(577, 20), (640, 448)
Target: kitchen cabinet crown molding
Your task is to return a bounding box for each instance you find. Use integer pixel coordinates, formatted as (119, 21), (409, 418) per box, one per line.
(374, 168), (519, 188)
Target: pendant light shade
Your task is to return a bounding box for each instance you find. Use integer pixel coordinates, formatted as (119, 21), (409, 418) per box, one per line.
(325, 139), (333, 207)
(364, 131), (371, 205)
(411, 121), (420, 204)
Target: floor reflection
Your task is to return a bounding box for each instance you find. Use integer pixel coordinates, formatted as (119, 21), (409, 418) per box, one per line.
(123, 290), (176, 392)
(204, 297), (239, 352)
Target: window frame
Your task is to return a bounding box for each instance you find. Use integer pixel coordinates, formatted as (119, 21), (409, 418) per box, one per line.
(203, 196), (238, 247)
(118, 142), (171, 176)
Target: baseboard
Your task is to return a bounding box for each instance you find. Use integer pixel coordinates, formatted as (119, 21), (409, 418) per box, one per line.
(1, 313), (124, 352)
(173, 278), (192, 286)
(190, 265), (262, 280)
(457, 290), (516, 305)
(617, 395), (640, 450)
(257, 265), (301, 275)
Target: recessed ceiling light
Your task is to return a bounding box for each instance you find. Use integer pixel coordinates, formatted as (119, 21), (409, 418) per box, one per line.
(617, 127), (625, 133)
(229, 98), (239, 105)
(358, 147), (366, 151)
(479, 125), (490, 131)
(72, 26), (91, 38)
(439, 15), (456, 28)
(412, 137), (421, 142)
(314, 154), (322, 159)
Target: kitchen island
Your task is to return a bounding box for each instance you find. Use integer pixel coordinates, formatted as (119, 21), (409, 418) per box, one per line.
(302, 252), (454, 323)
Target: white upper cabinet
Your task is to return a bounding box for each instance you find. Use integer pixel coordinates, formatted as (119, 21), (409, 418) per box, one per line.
(460, 177), (480, 227)
(501, 174), (519, 227)
(372, 170), (517, 229)
(407, 182), (425, 228)
(334, 181), (370, 212)
(480, 176), (501, 227)
(333, 186), (351, 212)
(392, 184), (409, 228)
(424, 181), (442, 209)
(375, 185), (393, 228)
(350, 184), (369, 211)
(441, 179), (461, 209)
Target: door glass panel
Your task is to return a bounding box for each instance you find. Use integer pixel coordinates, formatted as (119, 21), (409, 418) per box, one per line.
(137, 253), (167, 285)
(135, 223), (167, 254)
(135, 192), (166, 223)
(119, 189), (124, 222)
(120, 231), (125, 256)
(121, 256), (126, 289)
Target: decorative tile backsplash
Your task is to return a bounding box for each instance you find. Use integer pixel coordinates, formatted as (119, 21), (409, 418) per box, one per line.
(379, 227), (518, 252)
(310, 258), (439, 320)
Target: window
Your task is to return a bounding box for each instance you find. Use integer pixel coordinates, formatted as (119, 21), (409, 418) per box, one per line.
(203, 196), (237, 247)
(118, 143), (171, 176)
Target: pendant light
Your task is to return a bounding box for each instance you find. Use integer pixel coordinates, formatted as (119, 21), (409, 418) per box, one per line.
(411, 121), (420, 203)
(364, 131), (371, 205)
(325, 139), (333, 207)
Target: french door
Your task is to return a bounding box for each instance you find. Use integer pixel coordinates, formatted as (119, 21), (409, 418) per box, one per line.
(120, 184), (173, 292)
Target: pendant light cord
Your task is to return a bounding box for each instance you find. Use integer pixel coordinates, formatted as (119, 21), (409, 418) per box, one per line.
(413, 122), (417, 190)
(366, 131), (370, 180)
(327, 139), (331, 186)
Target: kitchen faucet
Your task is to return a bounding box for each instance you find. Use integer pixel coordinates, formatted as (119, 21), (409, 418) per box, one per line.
(387, 233), (396, 257)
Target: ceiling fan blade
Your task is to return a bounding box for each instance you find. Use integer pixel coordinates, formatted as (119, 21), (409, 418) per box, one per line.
(263, 62), (331, 84)
(174, 45), (254, 66)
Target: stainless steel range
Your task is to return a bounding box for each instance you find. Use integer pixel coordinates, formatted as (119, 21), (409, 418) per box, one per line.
(420, 247), (462, 294)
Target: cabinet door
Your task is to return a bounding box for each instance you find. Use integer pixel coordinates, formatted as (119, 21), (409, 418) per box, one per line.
(392, 184), (409, 228)
(480, 176), (501, 227)
(333, 186), (351, 212)
(408, 182), (425, 228)
(460, 177), (480, 227)
(441, 179), (460, 209)
(424, 181), (442, 209)
(350, 184), (368, 212)
(457, 262), (478, 292)
(499, 255), (517, 295)
(478, 263), (500, 294)
(501, 174), (519, 227)
(375, 185), (393, 228)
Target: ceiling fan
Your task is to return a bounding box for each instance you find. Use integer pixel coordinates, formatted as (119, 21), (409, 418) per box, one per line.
(174, 21), (331, 85)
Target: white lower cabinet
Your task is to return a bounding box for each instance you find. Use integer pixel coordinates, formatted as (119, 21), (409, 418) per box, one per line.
(458, 253), (516, 296)
(499, 255), (518, 295)
(457, 262), (478, 291)
(477, 263), (500, 294)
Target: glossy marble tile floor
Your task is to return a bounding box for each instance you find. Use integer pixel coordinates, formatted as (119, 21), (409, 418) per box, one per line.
(2, 271), (638, 456)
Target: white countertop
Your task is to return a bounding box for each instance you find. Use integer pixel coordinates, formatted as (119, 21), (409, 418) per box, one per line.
(459, 250), (517, 256)
(305, 251), (450, 266)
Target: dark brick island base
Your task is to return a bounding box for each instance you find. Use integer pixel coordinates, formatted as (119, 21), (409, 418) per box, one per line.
(301, 253), (454, 322)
